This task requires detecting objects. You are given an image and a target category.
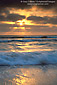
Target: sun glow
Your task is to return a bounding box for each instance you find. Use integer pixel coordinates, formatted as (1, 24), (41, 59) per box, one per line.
(20, 22), (23, 26)
(16, 19), (34, 26)
(16, 20), (24, 26)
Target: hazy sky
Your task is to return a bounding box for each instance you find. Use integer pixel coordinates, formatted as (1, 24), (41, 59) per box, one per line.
(0, 0), (57, 35)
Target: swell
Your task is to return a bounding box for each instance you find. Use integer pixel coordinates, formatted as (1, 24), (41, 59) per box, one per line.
(0, 38), (57, 43)
(0, 35), (57, 38)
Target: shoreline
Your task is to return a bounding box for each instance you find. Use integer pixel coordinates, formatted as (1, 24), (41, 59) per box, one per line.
(0, 65), (57, 85)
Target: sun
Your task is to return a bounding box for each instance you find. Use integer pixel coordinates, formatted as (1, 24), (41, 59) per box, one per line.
(16, 20), (24, 26)
(20, 22), (23, 26)
(16, 19), (34, 26)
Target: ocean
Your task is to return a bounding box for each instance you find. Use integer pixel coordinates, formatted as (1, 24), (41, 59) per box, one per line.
(0, 35), (57, 66)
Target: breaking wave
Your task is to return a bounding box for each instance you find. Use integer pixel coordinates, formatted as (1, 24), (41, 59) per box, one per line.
(0, 51), (57, 66)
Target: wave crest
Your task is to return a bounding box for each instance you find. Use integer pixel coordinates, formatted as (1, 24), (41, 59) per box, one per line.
(0, 51), (57, 66)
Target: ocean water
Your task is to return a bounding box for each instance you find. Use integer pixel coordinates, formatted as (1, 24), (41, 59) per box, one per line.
(0, 35), (57, 66)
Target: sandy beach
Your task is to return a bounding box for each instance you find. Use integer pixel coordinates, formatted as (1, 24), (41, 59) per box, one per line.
(0, 65), (57, 85)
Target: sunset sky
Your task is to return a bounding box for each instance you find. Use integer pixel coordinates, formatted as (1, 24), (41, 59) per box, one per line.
(0, 0), (57, 35)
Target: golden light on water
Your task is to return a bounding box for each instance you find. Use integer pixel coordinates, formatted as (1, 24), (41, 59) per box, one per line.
(10, 66), (57, 85)
(12, 68), (37, 85)
(1, 65), (57, 85)
(13, 74), (27, 85)
(10, 42), (54, 53)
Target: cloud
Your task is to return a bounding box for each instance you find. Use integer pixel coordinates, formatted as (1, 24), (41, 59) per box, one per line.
(23, 25), (57, 35)
(0, 13), (25, 21)
(0, 0), (57, 35)
(0, 0), (57, 12)
(48, 16), (57, 24)
(27, 16), (57, 24)
(36, 0), (57, 13)
(0, 8), (10, 15)
(0, 0), (31, 19)
(0, 23), (57, 35)
(0, 15), (6, 21)
(0, 24), (11, 32)
(0, 23), (20, 32)
(7, 14), (25, 21)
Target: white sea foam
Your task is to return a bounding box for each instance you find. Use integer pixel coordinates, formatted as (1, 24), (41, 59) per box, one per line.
(0, 51), (57, 66)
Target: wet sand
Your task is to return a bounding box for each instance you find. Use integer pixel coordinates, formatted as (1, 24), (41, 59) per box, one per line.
(0, 65), (57, 85)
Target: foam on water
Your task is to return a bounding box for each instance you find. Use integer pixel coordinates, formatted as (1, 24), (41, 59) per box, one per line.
(0, 35), (57, 66)
(0, 51), (57, 66)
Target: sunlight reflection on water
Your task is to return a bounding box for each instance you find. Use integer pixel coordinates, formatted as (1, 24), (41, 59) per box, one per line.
(0, 65), (57, 85)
